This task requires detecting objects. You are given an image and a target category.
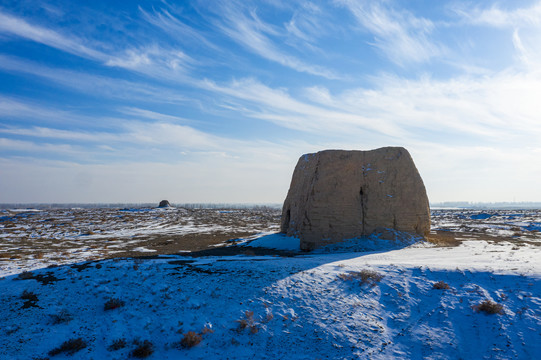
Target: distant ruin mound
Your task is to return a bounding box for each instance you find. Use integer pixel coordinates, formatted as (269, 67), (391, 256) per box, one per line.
(158, 200), (172, 208)
(281, 147), (430, 251)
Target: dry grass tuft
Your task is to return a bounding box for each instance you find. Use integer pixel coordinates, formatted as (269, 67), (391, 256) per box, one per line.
(48, 338), (87, 356)
(21, 290), (38, 300)
(180, 331), (202, 348)
(131, 340), (154, 358)
(50, 310), (73, 324)
(236, 310), (259, 334)
(338, 269), (384, 286)
(264, 312), (274, 323)
(476, 299), (504, 315)
(201, 325), (214, 335)
(20, 290), (40, 309)
(107, 338), (127, 351)
(426, 231), (463, 247)
(432, 281), (451, 290)
(104, 297), (125, 311)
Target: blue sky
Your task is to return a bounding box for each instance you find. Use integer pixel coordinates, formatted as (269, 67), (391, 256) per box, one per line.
(1, 0), (541, 204)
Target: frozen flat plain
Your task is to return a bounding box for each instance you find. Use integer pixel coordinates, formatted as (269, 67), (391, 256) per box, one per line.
(0, 207), (540, 359)
(0, 206), (280, 275)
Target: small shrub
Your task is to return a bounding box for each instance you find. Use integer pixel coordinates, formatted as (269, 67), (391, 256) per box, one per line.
(432, 281), (450, 290)
(236, 310), (258, 334)
(180, 331), (202, 348)
(264, 312), (274, 323)
(476, 299), (504, 315)
(104, 297), (125, 311)
(237, 319), (248, 330)
(21, 290), (39, 309)
(48, 338), (87, 356)
(21, 290), (38, 300)
(339, 269), (384, 286)
(131, 340), (154, 358)
(201, 325), (214, 335)
(107, 338), (127, 351)
(51, 310), (73, 324)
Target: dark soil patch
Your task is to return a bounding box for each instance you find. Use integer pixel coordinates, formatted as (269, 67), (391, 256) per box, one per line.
(16, 271), (63, 285)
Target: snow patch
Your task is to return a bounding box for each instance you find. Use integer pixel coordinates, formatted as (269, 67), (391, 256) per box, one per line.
(245, 233), (300, 251)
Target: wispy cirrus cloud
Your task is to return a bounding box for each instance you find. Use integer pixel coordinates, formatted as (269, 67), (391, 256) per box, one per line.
(0, 137), (83, 158)
(119, 107), (195, 124)
(200, 64), (541, 149)
(0, 95), (97, 127)
(0, 11), (196, 83)
(210, 2), (341, 79)
(139, 6), (217, 50)
(201, 77), (406, 138)
(284, 2), (333, 45)
(0, 10), (108, 61)
(105, 45), (194, 77)
(0, 96), (292, 159)
(0, 55), (191, 104)
(454, 2), (541, 28)
(452, 2), (541, 67)
(336, 0), (443, 65)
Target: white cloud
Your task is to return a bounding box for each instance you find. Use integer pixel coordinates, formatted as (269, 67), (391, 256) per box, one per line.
(211, 2), (340, 79)
(284, 2), (332, 43)
(0, 126), (118, 143)
(0, 96), (92, 126)
(0, 55), (190, 103)
(452, 2), (541, 68)
(0, 12), (196, 83)
(336, 0), (443, 64)
(201, 77), (406, 137)
(0, 11), (107, 61)
(105, 45), (194, 78)
(139, 6), (217, 50)
(119, 107), (195, 124)
(200, 60), (541, 159)
(455, 2), (541, 28)
(0, 121), (218, 152)
(0, 137), (77, 154)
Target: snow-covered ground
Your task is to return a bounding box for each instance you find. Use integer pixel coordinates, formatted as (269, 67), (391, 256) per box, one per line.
(0, 207), (280, 275)
(432, 209), (541, 242)
(0, 208), (540, 359)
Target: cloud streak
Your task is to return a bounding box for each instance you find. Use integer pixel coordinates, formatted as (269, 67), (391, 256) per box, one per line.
(455, 2), (541, 28)
(0, 55), (191, 104)
(0, 10), (108, 61)
(210, 2), (341, 79)
(337, 0), (443, 64)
